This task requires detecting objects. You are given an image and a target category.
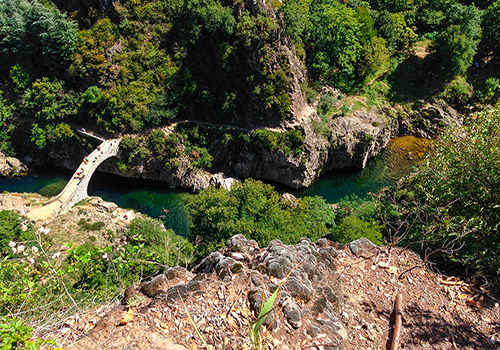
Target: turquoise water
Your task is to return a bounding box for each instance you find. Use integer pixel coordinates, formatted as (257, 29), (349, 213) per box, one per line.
(0, 168), (72, 197)
(88, 172), (192, 238)
(0, 137), (429, 237)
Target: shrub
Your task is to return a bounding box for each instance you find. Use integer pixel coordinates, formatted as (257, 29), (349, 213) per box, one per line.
(187, 179), (336, 256)
(331, 215), (382, 244)
(379, 106), (500, 278)
(9, 64), (30, 92)
(439, 76), (473, 104)
(0, 210), (35, 254)
(23, 78), (78, 120)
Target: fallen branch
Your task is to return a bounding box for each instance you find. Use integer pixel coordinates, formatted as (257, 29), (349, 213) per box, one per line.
(391, 293), (403, 350)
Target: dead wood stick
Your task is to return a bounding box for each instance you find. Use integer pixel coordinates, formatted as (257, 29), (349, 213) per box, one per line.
(391, 293), (403, 350)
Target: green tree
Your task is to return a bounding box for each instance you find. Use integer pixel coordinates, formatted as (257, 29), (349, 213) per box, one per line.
(428, 4), (482, 77)
(377, 11), (417, 52)
(482, 0), (500, 58)
(430, 25), (478, 77)
(305, 0), (363, 89)
(23, 78), (78, 120)
(0, 91), (14, 150)
(0, 0), (77, 74)
(187, 179), (336, 256)
(380, 106), (500, 277)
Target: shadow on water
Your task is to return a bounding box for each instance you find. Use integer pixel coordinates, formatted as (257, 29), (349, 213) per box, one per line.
(0, 136), (432, 236)
(87, 172), (192, 238)
(0, 166), (72, 197)
(292, 136), (433, 203)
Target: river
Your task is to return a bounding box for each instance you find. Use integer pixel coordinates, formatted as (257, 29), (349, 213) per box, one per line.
(0, 136), (431, 237)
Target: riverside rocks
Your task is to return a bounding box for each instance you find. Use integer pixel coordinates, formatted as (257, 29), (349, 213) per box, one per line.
(129, 234), (355, 349)
(0, 152), (28, 176)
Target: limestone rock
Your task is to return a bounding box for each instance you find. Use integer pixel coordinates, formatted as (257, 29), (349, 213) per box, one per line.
(0, 194), (26, 211)
(0, 152), (28, 177)
(348, 237), (379, 256)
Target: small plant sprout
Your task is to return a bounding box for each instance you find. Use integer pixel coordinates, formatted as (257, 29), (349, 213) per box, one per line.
(247, 263), (301, 350)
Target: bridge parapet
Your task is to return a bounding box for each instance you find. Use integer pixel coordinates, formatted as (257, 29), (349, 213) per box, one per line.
(58, 139), (121, 212)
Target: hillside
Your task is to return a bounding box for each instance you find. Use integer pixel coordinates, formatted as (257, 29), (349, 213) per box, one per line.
(1, 0), (499, 190)
(0, 194), (498, 349)
(38, 234), (500, 350)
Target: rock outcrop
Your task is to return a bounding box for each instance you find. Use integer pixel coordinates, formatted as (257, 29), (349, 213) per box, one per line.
(115, 234), (353, 349)
(0, 152), (28, 177)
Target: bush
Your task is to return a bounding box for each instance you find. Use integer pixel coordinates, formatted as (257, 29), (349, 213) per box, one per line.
(332, 215), (382, 244)
(187, 179), (336, 256)
(9, 64), (30, 92)
(379, 106), (500, 278)
(439, 76), (473, 104)
(23, 78), (78, 120)
(0, 210), (35, 254)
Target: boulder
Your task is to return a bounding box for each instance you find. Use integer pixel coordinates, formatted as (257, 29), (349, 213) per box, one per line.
(0, 152), (28, 176)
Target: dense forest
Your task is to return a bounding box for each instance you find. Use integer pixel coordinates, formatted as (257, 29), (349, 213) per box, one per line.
(0, 0), (499, 154)
(0, 0), (500, 344)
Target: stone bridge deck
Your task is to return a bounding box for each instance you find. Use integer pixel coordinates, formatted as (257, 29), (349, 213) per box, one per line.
(28, 138), (121, 221)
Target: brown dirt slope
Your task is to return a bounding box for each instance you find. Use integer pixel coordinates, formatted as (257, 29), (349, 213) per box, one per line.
(42, 236), (500, 350)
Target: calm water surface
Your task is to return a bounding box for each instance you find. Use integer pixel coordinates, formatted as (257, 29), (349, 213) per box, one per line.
(0, 136), (431, 236)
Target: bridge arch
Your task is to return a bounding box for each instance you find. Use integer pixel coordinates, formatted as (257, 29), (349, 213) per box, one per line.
(28, 138), (121, 220)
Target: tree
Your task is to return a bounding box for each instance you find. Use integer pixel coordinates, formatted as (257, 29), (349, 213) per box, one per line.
(429, 25), (478, 77)
(0, 0), (78, 74)
(482, 0), (500, 58)
(0, 90), (14, 154)
(187, 179), (336, 256)
(23, 78), (78, 120)
(427, 4), (482, 77)
(305, 0), (363, 89)
(377, 11), (417, 52)
(380, 106), (500, 278)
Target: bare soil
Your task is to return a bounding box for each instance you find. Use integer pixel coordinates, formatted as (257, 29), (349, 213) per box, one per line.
(41, 245), (500, 350)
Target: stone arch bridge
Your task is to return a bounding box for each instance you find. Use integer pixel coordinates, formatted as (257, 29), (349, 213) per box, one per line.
(28, 137), (121, 221)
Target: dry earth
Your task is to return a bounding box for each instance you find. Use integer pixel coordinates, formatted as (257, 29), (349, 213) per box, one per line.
(39, 242), (500, 350)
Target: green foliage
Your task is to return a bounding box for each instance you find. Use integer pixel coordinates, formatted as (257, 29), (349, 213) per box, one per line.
(120, 136), (139, 151)
(125, 217), (194, 266)
(380, 106), (500, 277)
(482, 0), (500, 58)
(69, 217), (193, 292)
(377, 11), (418, 52)
(430, 25), (478, 77)
(29, 122), (75, 149)
(305, 1), (363, 89)
(331, 196), (382, 244)
(439, 75), (473, 104)
(29, 124), (47, 149)
(78, 218), (105, 231)
(0, 91), (14, 154)
(0, 210), (35, 254)
(317, 92), (337, 119)
(187, 179), (336, 256)
(0, 0), (78, 75)
(0, 317), (55, 350)
(479, 77), (499, 101)
(82, 86), (100, 103)
(9, 64), (31, 93)
(23, 78), (78, 120)
(0, 260), (40, 314)
(252, 128), (305, 156)
(428, 4), (482, 78)
(332, 215), (382, 244)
